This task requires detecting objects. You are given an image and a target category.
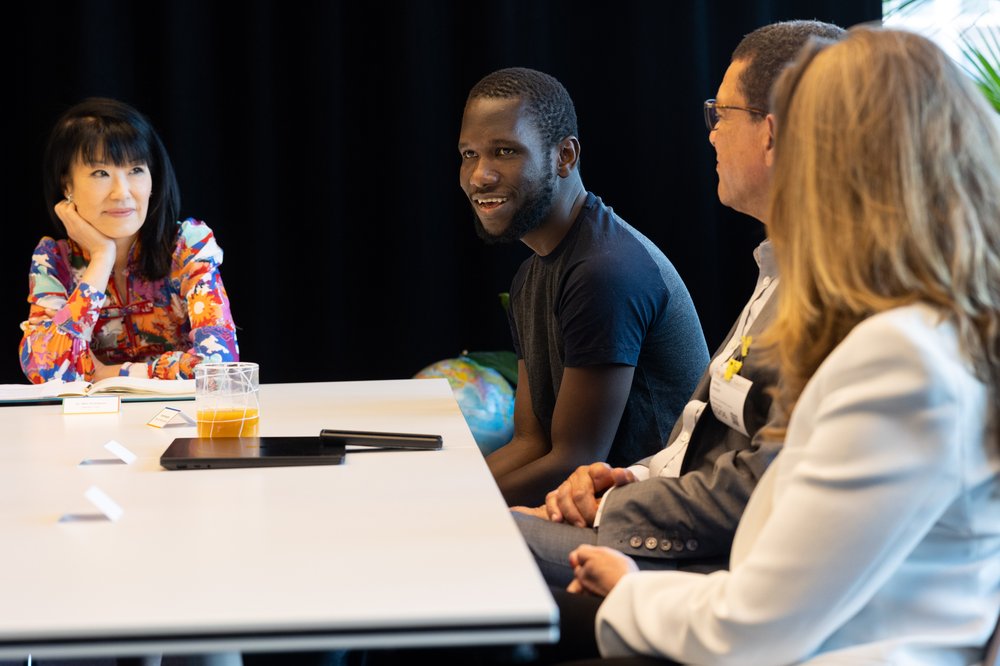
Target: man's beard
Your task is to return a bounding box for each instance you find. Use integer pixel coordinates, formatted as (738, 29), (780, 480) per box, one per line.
(472, 169), (556, 245)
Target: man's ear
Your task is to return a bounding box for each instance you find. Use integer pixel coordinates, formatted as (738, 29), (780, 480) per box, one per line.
(556, 136), (581, 178)
(763, 113), (776, 168)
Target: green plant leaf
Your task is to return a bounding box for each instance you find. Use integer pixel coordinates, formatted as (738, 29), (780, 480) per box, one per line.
(882, 0), (926, 19)
(883, 0), (1000, 113)
(463, 350), (518, 386)
(960, 29), (1000, 112)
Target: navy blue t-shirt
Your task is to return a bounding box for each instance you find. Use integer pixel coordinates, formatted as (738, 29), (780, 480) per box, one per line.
(509, 193), (709, 466)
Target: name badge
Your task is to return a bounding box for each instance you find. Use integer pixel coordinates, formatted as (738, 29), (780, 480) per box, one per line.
(709, 366), (752, 436)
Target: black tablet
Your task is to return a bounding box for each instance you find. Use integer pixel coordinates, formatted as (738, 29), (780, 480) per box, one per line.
(160, 436), (345, 470)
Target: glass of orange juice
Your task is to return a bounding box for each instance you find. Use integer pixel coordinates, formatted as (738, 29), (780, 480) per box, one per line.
(194, 362), (260, 437)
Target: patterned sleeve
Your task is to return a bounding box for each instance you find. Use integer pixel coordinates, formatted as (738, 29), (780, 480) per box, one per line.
(146, 219), (239, 379)
(18, 237), (107, 383)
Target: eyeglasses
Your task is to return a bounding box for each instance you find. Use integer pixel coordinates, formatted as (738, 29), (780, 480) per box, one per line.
(703, 99), (767, 131)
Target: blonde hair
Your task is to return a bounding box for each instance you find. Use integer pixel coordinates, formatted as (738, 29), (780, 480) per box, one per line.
(763, 26), (1000, 439)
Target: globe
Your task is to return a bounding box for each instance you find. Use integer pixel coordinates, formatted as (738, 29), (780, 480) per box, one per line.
(414, 357), (514, 455)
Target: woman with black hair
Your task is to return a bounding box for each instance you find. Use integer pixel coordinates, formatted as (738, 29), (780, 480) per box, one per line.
(20, 97), (239, 383)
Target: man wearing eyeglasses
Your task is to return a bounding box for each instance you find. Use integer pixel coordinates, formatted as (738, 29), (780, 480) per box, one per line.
(512, 20), (846, 585)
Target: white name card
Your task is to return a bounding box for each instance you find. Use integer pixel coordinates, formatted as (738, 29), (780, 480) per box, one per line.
(104, 439), (137, 464)
(85, 485), (124, 522)
(60, 485), (125, 523)
(63, 395), (120, 414)
(146, 406), (193, 428)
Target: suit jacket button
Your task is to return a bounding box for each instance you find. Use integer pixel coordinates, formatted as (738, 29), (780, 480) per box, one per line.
(686, 539), (699, 551)
(629, 536), (643, 549)
(672, 539), (685, 552)
(644, 537), (658, 550)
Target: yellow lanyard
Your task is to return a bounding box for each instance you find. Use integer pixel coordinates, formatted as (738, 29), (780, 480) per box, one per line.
(724, 335), (753, 381)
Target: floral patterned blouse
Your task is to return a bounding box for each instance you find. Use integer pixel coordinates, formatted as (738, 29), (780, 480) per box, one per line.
(19, 218), (239, 383)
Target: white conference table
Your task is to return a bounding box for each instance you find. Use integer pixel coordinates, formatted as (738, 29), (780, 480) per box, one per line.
(0, 379), (558, 660)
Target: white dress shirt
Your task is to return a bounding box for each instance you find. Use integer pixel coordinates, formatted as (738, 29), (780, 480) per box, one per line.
(596, 303), (1000, 664)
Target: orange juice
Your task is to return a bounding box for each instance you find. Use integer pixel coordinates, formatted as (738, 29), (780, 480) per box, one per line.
(196, 408), (260, 437)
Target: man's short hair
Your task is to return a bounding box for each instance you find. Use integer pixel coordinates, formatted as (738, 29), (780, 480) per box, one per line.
(467, 67), (578, 147)
(732, 20), (846, 112)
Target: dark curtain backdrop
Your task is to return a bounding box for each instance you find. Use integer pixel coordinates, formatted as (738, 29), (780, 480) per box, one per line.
(5, 0), (880, 385)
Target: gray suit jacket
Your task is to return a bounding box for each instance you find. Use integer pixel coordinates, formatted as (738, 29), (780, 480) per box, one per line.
(596, 294), (781, 572)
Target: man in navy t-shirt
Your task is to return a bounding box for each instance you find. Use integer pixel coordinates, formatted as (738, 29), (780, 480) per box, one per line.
(458, 67), (708, 507)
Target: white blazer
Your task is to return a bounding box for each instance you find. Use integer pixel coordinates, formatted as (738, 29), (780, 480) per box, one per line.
(596, 303), (1000, 665)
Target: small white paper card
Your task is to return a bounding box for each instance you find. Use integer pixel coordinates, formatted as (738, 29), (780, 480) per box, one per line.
(63, 395), (120, 414)
(85, 485), (124, 522)
(104, 439), (137, 464)
(147, 406), (191, 428)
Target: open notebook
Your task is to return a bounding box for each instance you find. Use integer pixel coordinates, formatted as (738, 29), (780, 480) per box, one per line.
(0, 377), (195, 403)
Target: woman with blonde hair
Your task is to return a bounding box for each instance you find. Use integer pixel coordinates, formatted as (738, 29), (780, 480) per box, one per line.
(561, 26), (1000, 665)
